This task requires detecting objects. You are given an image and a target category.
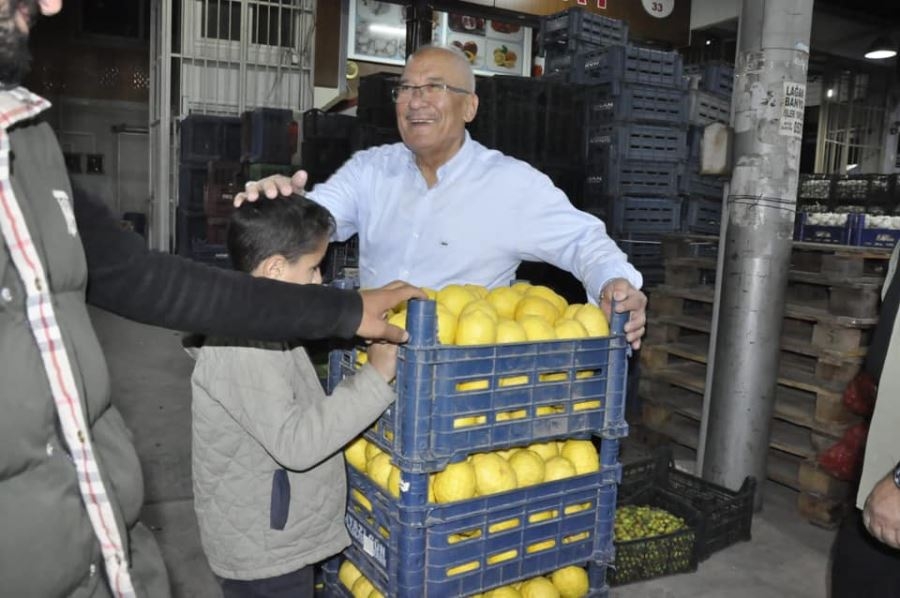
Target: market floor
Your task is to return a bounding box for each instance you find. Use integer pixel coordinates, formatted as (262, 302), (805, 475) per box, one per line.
(92, 307), (837, 598)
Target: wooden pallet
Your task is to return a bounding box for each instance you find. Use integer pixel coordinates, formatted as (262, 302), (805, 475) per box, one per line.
(662, 257), (883, 321)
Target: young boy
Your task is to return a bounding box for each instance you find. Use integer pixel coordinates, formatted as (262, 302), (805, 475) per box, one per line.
(187, 195), (398, 597)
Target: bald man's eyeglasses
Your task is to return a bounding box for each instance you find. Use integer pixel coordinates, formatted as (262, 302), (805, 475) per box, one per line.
(391, 83), (472, 103)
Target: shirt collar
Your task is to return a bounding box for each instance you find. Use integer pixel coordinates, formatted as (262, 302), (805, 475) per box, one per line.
(0, 86), (50, 131)
(404, 129), (475, 184)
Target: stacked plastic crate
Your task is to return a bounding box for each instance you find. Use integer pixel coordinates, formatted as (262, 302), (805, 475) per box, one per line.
(681, 61), (733, 234)
(355, 72), (403, 153)
(241, 107), (296, 185)
(325, 300), (632, 597)
(176, 114), (242, 266)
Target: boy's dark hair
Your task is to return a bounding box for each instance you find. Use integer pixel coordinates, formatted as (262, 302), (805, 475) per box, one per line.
(227, 194), (335, 273)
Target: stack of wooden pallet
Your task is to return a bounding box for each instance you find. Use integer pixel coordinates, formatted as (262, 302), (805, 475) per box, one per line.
(638, 233), (892, 527)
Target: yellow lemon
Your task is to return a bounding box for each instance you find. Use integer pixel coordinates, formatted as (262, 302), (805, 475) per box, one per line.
(338, 560), (363, 589)
(368, 589), (385, 598)
(487, 286), (524, 319)
(388, 310), (407, 331)
(515, 296), (560, 324)
(366, 452), (393, 489)
(355, 349), (368, 367)
(436, 303), (458, 345)
(519, 316), (557, 341)
(560, 439), (600, 475)
(554, 318), (589, 340)
(455, 310), (498, 345)
(433, 461), (477, 503)
(494, 448), (519, 460)
(472, 453), (518, 496)
(508, 449), (545, 487)
(428, 474), (437, 503)
(387, 465), (402, 498)
(511, 281), (532, 294)
(496, 319), (527, 343)
(344, 436), (368, 472)
(436, 284), (477, 316)
(527, 441), (559, 462)
(563, 303), (582, 320)
(526, 285), (568, 317)
(550, 566), (590, 598)
(460, 299), (500, 323)
(485, 587), (523, 598)
(351, 576), (375, 598)
(422, 287), (438, 300)
(520, 577), (561, 598)
(465, 284), (489, 299)
(544, 456), (577, 482)
(365, 442), (383, 462)
(574, 303), (610, 337)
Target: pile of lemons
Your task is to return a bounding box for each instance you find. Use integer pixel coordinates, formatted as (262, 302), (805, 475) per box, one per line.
(344, 436), (600, 504)
(338, 559), (590, 598)
(387, 283), (610, 346)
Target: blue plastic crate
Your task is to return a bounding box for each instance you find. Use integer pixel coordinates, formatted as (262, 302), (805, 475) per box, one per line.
(242, 107), (293, 163)
(585, 158), (682, 199)
(178, 162), (207, 212)
(853, 213), (900, 248)
(539, 7), (628, 52)
(679, 161), (726, 199)
(568, 45), (684, 88)
(584, 81), (688, 127)
(340, 439), (620, 597)
(609, 197), (683, 235)
(327, 300), (630, 473)
(179, 114), (241, 163)
(587, 123), (687, 164)
(794, 211), (855, 245)
(684, 197), (722, 235)
(701, 62), (734, 98)
(688, 90), (730, 126)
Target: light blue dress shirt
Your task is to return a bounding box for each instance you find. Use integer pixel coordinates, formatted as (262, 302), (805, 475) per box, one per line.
(309, 132), (642, 303)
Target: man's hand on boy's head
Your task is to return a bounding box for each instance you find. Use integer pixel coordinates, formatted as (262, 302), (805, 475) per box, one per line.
(367, 341), (398, 383)
(357, 281), (427, 344)
(234, 171), (308, 207)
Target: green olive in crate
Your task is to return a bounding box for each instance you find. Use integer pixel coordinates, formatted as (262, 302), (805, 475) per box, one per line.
(614, 505), (687, 542)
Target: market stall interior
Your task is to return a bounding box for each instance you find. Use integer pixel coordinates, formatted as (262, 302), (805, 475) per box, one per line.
(21, 0), (900, 596)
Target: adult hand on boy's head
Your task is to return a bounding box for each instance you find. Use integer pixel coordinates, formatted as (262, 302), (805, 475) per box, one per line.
(234, 170), (308, 207)
(357, 281), (427, 343)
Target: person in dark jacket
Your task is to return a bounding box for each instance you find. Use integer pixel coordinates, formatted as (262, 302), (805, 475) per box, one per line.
(0, 2), (421, 596)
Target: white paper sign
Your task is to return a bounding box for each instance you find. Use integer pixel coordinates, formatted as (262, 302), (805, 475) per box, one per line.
(780, 81), (806, 139)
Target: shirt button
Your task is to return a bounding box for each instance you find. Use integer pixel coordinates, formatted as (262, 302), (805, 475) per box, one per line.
(1, 287), (11, 302)
(89, 563), (97, 577)
(77, 430), (85, 443)
(34, 277), (42, 292)
(46, 442), (54, 456)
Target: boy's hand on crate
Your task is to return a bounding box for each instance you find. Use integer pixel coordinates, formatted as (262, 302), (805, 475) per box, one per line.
(234, 171), (307, 206)
(358, 281), (427, 343)
(863, 471), (900, 549)
(600, 278), (647, 349)
(367, 341), (398, 383)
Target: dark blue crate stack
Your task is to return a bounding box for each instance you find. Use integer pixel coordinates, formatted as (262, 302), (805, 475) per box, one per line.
(470, 75), (546, 166)
(326, 300), (632, 597)
(301, 109), (358, 186)
(241, 107), (294, 164)
(681, 61), (733, 233)
(356, 72), (402, 151)
(177, 114), (241, 265)
(540, 7), (629, 81)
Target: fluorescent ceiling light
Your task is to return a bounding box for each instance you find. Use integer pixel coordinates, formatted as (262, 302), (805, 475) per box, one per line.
(368, 23), (406, 37)
(865, 37), (897, 60)
(847, 163), (859, 170)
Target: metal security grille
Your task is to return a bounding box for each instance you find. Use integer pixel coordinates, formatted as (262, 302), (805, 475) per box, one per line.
(815, 71), (886, 175)
(149, 0), (315, 250)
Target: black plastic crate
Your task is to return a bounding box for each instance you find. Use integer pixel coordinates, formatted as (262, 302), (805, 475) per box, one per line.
(471, 76), (545, 164)
(241, 107), (293, 164)
(301, 138), (353, 186)
(692, 61), (734, 98)
(323, 235), (359, 283)
(178, 162), (207, 212)
(190, 240), (232, 269)
(542, 82), (587, 165)
(798, 173), (834, 201)
(680, 161), (726, 199)
(608, 196), (683, 234)
(553, 45), (684, 88)
(302, 109), (357, 141)
(584, 81), (688, 126)
(179, 114), (242, 163)
(684, 196), (722, 234)
(175, 207), (207, 256)
(609, 486), (702, 586)
(688, 90), (730, 126)
(619, 448), (755, 561)
(352, 124), (401, 151)
(357, 72), (399, 128)
(833, 174), (894, 203)
(587, 123), (687, 164)
(539, 7), (628, 52)
(585, 158), (681, 199)
(544, 164), (585, 207)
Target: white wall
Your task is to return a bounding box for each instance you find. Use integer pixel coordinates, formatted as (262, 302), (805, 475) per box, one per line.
(48, 98), (150, 218)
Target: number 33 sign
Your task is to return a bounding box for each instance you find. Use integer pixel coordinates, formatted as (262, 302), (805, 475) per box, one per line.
(641, 0), (675, 18)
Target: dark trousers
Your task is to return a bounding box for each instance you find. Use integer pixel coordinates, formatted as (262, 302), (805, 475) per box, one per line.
(831, 509), (900, 597)
(219, 565), (314, 598)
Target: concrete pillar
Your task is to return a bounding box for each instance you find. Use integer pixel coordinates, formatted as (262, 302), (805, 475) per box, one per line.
(701, 0), (814, 509)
